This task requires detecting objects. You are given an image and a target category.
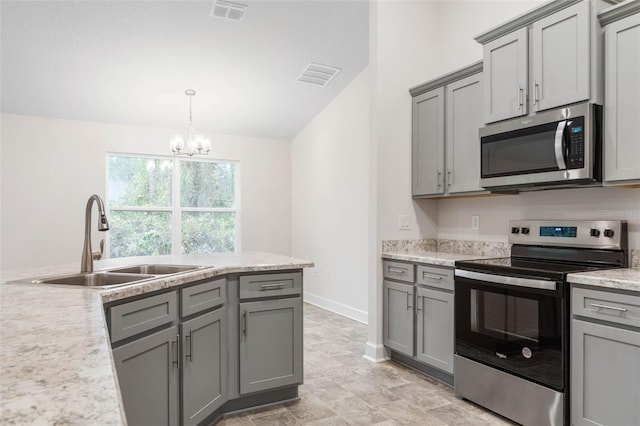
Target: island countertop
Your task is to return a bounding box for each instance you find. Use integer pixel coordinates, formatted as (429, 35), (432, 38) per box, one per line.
(0, 252), (313, 425)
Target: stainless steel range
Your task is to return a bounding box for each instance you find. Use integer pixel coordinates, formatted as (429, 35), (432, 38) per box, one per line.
(454, 220), (628, 426)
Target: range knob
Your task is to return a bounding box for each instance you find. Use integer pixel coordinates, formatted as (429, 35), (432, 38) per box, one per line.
(590, 229), (600, 237)
(511, 227), (520, 234)
(603, 229), (615, 238)
(521, 227), (530, 235)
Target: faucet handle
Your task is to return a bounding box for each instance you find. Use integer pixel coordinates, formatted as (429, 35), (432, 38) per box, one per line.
(93, 239), (105, 261)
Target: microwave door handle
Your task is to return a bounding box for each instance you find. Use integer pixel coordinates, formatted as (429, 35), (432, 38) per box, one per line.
(554, 121), (568, 170)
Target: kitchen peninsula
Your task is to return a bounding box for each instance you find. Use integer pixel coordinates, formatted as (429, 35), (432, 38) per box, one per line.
(0, 251), (313, 425)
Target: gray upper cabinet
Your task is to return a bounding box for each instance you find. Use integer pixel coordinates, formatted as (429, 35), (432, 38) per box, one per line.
(601, 2), (640, 184)
(410, 62), (485, 198)
(181, 308), (227, 426)
(112, 325), (180, 426)
(415, 286), (454, 374)
(476, 0), (607, 124)
(239, 297), (303, 395)
(445, 72), (484, 194)
(412, 87), (445, 196)
(532, 1), (590, 112)
(482, 27), (528, 123)
(383, 280), (415, 357)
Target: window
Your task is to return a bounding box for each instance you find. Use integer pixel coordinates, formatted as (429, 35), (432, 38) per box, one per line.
(107, 154), (239, 258)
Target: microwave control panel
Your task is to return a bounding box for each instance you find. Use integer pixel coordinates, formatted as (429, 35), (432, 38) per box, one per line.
(566, 117), (585, 169)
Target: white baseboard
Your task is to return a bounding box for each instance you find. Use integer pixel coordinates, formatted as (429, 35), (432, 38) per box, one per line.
(363, 341), (389, 362)
(303, 291), (368, 324)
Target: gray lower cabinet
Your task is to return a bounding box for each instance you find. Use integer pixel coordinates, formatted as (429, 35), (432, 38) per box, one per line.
(382, 260), (455, 381)
(571, 319), (640, 426)
(112, 325), (180, 426)
(239, 297), (303, 394)
(383, 280), (414, 356)
(571, 284), (640, 426)
(415, 286), (454, 374)
(181, 308), (227, 426)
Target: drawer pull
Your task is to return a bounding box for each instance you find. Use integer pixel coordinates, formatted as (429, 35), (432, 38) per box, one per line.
(590, 303), (627, 313)
(260, 283), (286, 290)
(388, 267), (406, 274)
(422, 272), (443, 281)
(406, 292), (412, 310)
(172, 335), (180, 369)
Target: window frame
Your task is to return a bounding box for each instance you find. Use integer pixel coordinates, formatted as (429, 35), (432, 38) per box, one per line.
(105, 152), (241, 258)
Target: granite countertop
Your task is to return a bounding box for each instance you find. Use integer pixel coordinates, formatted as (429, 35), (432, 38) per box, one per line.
(568, 267), (640, 293)
(0, 252), (313, 425)
(381, 250), (495, 268)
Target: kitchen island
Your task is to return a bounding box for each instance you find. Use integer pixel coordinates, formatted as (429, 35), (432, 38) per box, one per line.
(0, 252), (313, 425)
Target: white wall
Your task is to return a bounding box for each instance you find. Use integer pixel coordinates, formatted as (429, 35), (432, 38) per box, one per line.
(291, 67), (371, 323)
(0, 113), (291, 271)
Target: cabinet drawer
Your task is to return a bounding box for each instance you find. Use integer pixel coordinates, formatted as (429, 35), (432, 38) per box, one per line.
(181, 278), (226, 318)
(383, 261), (415, 283)
(416, 265), (454, 291)
(240, 272), (302, 300)
(110, 292), (178, 343)
(573, 286), (640, 329)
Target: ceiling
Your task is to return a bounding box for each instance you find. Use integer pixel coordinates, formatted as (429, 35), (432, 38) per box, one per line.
(0, 0), (369, 140)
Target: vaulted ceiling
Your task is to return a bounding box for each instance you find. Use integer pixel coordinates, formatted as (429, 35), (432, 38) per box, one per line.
(0, 0), (369, 139)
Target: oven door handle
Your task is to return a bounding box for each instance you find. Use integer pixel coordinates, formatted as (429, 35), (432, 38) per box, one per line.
(455, 269), (557, 291)
(554, 120), (568, 171)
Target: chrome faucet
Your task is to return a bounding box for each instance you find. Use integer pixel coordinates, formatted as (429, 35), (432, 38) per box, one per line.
(81, 194), (110, 273)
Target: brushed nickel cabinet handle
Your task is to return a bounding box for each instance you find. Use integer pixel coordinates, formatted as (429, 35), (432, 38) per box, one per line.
(242, 311), (248, 337)
(260, 283), (286, 290)
(437, 170), (443, 188)
(590, 303), (627, 313)
(186, 331), (193, 362)
(388, 267), (406, 274)
(422, 272), (443, 281)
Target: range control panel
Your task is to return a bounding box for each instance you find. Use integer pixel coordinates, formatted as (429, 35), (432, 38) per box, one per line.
(508, 220), (626, 250)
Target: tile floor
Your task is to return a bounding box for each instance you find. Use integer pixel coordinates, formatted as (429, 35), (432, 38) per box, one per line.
(219, 303), (515, 426)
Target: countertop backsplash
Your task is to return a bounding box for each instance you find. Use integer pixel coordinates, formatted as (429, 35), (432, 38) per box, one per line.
(382, 239), (510, 258)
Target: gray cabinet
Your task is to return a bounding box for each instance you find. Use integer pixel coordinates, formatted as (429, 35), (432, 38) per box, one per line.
(382, 259), (455, 380)
(415, 286), (454, 374)
(383, 280), (415, 356)
(410, 62), (485, 198)
(571, 285), (640, 426)
(239, 297), (303, 394)
(181, 308), (227, 426)
(445, 72), (484, 194)
(477, 0), (606, 124)
(412, 87), (445, 196)
(602, 3), (640, 184)
(482, 27), (528, 123)
(112, 325), (180, 426)
(532, 1), (590, 112)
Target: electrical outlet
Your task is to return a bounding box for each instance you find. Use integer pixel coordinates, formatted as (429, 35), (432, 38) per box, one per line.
(398, 215), (410, 230)
(472, 215), (480, 230)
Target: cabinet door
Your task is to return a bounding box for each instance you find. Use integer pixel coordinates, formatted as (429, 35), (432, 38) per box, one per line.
(604, 13), (640, 183)
(571, 319), (640, 426)
(532, 1), (589, 112)
(483, 27), (528, 123)
(239, 297), (303, 394)
(113, 326), (179, 426)
(412, 87), (445, 196)
(383, 280), (414, 357)
(445, 72), (485, 194)
(181, 308), (227, 426)
(415, 286), (454, 374)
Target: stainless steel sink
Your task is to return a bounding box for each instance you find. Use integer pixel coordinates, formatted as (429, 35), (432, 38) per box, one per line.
(33, 272), (156, 287)
(107, 264), (203, 275)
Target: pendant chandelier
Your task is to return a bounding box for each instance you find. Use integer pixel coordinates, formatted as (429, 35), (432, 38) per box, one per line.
(170, 89), (211, 156)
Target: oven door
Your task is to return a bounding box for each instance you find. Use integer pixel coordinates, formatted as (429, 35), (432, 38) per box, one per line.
(454, 269), (566, 391)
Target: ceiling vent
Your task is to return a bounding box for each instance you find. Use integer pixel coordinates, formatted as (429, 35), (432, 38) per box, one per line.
(297, 63), (341, 86)
(210, 0), (247, 22)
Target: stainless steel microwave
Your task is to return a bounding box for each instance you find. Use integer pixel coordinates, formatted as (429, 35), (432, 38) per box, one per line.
(479, 102), (602, 192)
